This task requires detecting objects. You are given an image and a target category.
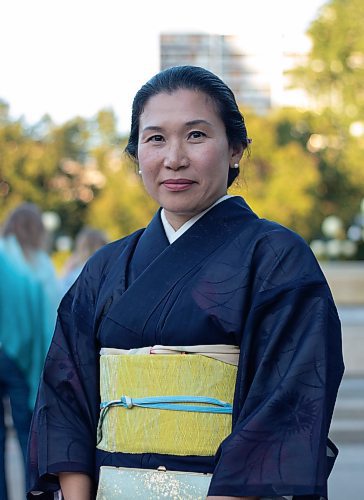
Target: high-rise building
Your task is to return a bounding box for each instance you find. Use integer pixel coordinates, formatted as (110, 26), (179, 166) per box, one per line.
(160, 33), (309, 115)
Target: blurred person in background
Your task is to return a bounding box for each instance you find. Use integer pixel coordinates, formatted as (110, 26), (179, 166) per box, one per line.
(0, 251), (42, 500)
(0, 202), (61, 500)
(60, 227), (108, 294)
(0, 203), (61, 333)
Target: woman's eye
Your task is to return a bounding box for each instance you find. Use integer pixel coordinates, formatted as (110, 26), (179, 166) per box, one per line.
(189, 131), (205, 139)
(148, 135), (164, 142)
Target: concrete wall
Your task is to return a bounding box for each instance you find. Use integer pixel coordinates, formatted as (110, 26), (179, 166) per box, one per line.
(320, 262), (364, 376)
(320, 261), (364, 305)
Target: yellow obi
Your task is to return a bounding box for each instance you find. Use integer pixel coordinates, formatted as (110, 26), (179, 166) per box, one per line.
(97, 353), (238, 456)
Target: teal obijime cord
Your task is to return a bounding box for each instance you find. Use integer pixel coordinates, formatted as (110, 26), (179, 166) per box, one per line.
(96, 395), (233, 445)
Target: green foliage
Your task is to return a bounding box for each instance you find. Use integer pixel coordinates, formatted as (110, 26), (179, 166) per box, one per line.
(289, 0), (364, 115)
(0, 106), (157, 243)
(285, 0), (364, 251)
(1, 0), (364, 259)
(86, 152), (158, 240)
(276, 108), (362, 234)
(230, 111), (320, 240)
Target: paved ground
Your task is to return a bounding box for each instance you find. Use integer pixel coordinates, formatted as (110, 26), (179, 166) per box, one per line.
(5, 428), (25, 500)
(328, 443), (364, 499)
(328, 376), (364, 500)
(337, 306), (364, 377)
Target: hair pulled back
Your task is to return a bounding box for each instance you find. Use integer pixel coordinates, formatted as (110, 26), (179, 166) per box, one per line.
(125, 65), (250, 187)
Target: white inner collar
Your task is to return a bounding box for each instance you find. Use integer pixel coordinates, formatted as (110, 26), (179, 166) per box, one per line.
(161, 195), (233, 244)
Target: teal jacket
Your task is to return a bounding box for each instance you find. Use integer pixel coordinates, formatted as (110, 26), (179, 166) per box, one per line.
(0, 236), (60, 408)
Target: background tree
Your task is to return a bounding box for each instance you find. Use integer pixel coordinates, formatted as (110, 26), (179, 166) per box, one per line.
(86, 149), (157, 240)
(0, 114), (97, 238)
(2, 0), (364, 258)
(230, 111), (319, 240)
(287, 0), (364, 238)
(0, 104), (155, 243)
(290, 0), (364, 115)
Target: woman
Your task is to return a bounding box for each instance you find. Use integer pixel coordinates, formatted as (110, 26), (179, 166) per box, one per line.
(27, 66), (344, 499)
(0, 203), (60, 499)
(0, 250), (42, 500)
(0, 203), (61, 344)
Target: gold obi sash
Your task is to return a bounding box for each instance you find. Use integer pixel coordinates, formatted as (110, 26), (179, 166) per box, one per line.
(97, 345), (239, 456)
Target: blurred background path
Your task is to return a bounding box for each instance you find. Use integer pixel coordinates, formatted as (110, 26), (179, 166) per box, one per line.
(321, 263), (364, 499)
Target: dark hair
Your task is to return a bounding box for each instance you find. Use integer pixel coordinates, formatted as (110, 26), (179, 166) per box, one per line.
(125, 65), (250, 187)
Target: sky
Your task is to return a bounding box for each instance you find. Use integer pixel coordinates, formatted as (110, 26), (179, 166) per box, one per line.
(0, 0), (327, 134)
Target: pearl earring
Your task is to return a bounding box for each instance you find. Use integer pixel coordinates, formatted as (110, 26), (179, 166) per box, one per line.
(232, 163), (239, 169)
(138, 170), (142, 175)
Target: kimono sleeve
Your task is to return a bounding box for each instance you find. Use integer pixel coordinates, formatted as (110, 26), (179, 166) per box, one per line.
(27, 259), (101, 497)
(208, 231), (344, 499)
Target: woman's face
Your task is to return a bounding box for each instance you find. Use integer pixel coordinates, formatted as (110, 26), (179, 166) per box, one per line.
(137, 89), (242, 230)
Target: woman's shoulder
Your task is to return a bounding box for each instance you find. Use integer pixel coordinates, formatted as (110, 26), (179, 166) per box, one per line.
(255, 218), (309, 252)
(231, 197), (312, 253)
(242, 217), (326, 292)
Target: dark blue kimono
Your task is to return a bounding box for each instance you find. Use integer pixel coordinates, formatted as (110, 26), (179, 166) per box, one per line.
(27, 197), (344, 499)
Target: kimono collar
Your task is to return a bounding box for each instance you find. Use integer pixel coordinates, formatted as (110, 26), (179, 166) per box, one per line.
(102, 196), (261, 341)
(161, 194), (234, 244)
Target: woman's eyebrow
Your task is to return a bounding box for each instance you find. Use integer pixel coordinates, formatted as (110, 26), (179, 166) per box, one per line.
(185, 119), (213, 127)
(141, 125), (164, 133)
(141, 120), (212, 134)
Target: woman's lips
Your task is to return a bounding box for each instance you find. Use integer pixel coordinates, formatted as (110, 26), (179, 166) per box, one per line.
(162, 179), (195, 191)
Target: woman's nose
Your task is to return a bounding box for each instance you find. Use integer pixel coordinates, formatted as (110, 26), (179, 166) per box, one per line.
(163, 141), (189, 170)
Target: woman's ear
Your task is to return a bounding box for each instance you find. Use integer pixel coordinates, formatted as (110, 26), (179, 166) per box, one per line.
(230, 145), (244, 166)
